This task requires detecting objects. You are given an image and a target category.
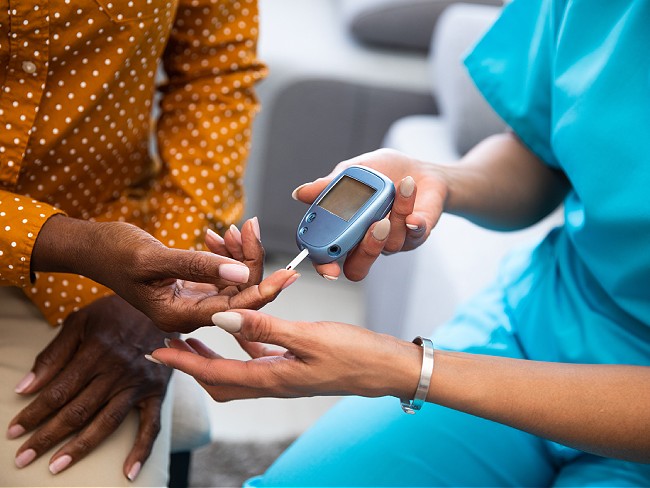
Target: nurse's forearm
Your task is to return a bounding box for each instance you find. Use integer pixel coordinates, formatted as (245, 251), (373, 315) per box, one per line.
(430, 132), (570, 230)
(422, 350), (650, 463)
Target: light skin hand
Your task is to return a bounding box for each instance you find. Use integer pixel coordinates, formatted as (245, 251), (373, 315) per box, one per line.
(7, 296), (172, 480)
(150, 309), (421, 401)
(32, 216), (297, 333)
(292, 135), (570, 281)
(291, 149), (447, 281)
(152, 310), (650, 464)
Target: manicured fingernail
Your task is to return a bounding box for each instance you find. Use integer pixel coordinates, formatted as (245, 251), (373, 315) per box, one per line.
(406, 224), (420, 231)
(372, 218), (391, 241)
(206, 228), (224, 244)
(219, 263), (250, 283)
(7, 424), (25, 439)
(321, 274), (338, 281)
(281, 273), (300, 290)
(291, 183), (310, 201)
(49, 454), (72, 475)
(399, 176), (415, 198)
(229, 224), (242, 244)
(145, 354), (164, 365)
(164, 338), (172, 348)
(127, 461), (142, 481)
(251, 216), (261, 241)
(211, 311), (242, 333)
(14, 372), (35, 394)
(15, 448), (36, 469)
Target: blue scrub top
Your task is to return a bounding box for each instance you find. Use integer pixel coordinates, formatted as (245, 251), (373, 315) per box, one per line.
(464, 0), (650, 365)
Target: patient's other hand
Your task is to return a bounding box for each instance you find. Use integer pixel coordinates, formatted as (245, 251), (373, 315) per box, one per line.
(8, 296), (171, 480)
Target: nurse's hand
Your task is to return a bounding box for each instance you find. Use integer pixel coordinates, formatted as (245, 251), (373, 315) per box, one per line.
(292, 149), (448, 281)
(148, 309), (422, 401)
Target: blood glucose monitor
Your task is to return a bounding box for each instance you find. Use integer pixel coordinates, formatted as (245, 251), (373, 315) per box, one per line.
(287, 166), (395, 269)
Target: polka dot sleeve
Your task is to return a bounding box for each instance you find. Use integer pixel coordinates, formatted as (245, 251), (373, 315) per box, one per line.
(4, 0), (266, 327)
(0, 190), (65, 287)
(153, 0), (267, 241)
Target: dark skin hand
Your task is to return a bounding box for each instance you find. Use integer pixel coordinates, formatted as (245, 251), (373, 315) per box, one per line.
(31, 217), (297, 333)
(8, 219), (297, 479)
(8, 295), (171, 480)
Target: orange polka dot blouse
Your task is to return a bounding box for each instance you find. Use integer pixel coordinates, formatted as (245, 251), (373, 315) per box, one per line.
(0, 0), (267, 325)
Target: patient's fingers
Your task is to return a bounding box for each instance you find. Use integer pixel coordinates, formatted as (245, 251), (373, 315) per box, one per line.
(239, 218), (264, 286)
(224, 224), (244, 262)
(205, 229), (230, 257)
(227, 269), (299, 310)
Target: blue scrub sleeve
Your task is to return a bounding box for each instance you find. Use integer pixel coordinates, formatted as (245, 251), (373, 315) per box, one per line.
(464, 0), (560, 168)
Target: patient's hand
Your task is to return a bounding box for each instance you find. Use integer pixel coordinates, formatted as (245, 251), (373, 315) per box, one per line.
(32, 217), (297, 334)
(292, 149), (447, 281)
(8, 296), (172, 480)
(132, 218), (298, 333)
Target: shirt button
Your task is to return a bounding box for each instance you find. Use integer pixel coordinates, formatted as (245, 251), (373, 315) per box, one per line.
(22, 61), (37, 74)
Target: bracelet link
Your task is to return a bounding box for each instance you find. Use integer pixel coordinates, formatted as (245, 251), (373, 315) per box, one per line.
(399, 336), (435, 414)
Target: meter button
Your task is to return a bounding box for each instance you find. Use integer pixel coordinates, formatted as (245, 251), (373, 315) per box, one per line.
(299, 226), (308, 236)
(306, 212), (317, 223)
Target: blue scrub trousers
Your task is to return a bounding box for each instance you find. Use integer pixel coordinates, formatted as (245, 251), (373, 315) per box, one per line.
(246, 285), (650, 487)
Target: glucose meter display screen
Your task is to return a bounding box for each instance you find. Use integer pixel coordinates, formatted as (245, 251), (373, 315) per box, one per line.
(318, 176), (376, 221)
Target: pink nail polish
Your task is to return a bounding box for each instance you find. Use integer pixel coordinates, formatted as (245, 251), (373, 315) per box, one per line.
(251, 216), (261, 241)
(49, 454), (72, 475)
(6, 424), (25, 439)
(14, 372), (35, 394)
(145, 354), (164, 365)
(127, 461), (142, 481)
(206, 228), (224, 244)
(219, 263), (249, 283)
(15, 448), (36, 469)
(229, 224), (242, 244)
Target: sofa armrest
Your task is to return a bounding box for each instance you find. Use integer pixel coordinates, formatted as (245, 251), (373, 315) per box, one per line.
(338, 0), (502, 52)
(430, 3), (506, 155)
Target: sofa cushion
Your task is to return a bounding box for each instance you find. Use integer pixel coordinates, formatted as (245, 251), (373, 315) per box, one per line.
(339, 0), (501, 52)
(430, 3), (506, 154)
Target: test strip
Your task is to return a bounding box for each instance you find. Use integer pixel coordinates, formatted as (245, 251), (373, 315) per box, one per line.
(286, 248), (309, 270)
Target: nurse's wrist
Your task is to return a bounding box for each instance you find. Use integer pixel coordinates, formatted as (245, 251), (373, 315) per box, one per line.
(384, 339), (424, 400)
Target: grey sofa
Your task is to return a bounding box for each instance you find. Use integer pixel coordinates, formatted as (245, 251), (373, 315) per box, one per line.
(244, 0), (500, 255)
(363, 3), (564, 340)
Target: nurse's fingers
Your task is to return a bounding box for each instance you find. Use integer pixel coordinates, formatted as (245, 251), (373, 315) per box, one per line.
(384, 176), (417, 253)
(312, 261), (341, 281)
(342, 218), (391, 282)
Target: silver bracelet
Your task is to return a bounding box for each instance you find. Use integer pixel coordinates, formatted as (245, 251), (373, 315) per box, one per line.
(399, 336), (435, 414)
